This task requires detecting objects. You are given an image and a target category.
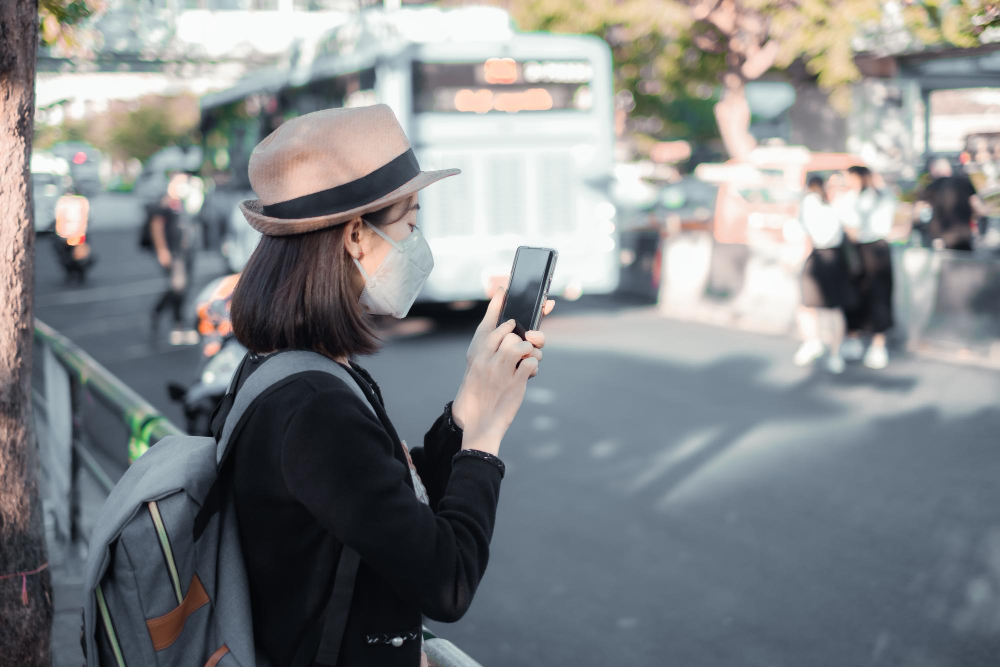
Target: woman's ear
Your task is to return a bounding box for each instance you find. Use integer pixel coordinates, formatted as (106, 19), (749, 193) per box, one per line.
(343, 217), (364, 260)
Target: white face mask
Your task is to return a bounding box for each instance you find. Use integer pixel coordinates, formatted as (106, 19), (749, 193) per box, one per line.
(353, 221), (434, 318)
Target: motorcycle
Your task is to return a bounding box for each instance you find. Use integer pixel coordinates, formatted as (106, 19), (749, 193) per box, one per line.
(168, 336), (245, 436)
(167, 273), (243, 435)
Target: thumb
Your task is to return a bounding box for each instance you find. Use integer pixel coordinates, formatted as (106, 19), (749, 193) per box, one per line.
(481, 286), (505, 331)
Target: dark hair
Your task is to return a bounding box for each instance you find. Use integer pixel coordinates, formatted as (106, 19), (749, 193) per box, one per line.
(806, 176), (827, 203)
(847, 165), (874, 190)
(230, 223), (380, 360)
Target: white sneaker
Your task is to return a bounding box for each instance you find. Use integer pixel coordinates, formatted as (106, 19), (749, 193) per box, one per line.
(863, 345), (889, 370)
(793, 339), (825, 367)
(826, 354), (845, 374)
(840, 337), (865, 361)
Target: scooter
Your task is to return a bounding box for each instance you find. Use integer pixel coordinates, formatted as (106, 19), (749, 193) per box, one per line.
(168, 336), (246, 436)
(52, 193), (96, 283)
(52, 234), (95, 283)
(167, 273), (243, 435)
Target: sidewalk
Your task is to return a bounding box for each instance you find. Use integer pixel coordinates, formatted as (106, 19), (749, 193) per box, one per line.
(47, 464), (108, 666)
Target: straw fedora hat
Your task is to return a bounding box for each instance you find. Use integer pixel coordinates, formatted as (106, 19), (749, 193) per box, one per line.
(239, 104), (459, 235)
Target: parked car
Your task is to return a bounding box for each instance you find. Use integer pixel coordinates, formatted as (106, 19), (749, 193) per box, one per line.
(221, 197), (261, 274)
(50, 142), (104, 196)
(30, 152), (70, 233)
(132, 145), (204, 207)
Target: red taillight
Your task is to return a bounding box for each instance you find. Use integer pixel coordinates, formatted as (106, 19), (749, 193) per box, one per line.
(67, 234), (85, 247)
(73, 151), (87, 165)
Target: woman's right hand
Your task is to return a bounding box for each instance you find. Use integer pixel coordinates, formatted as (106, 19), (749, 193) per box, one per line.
(453, 300), (539, 456)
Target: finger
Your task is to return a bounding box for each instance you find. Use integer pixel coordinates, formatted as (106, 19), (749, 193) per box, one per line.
(478, 287), (506, 333)
(526, 347), (542, 363)
(498, 332), (525, 355)
(485, 319), (517, 353)
(542, 299), (555, 316)
(524, 330), (546, 349)
(515, 356), (539, 380)
(504, 339), (535, 364)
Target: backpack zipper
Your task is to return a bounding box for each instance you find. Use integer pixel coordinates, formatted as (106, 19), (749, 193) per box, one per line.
(147, 501), (184, 605)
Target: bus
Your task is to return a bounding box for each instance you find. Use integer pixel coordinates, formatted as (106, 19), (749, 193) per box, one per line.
(199, 6), (618, 301)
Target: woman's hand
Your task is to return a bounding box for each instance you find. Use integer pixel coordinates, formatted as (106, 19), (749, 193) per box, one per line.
(461, 288), (554, 378)
(452, 288), (555, 455)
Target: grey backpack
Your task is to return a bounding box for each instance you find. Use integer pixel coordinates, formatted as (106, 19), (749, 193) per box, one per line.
(83, 351), (374, 666)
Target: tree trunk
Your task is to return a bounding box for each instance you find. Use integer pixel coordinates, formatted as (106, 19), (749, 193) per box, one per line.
(0, 1), (53, 665)
(714, 72), (757, 162)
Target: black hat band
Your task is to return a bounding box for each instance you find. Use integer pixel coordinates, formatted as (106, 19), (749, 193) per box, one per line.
(261, 148), (420, 220)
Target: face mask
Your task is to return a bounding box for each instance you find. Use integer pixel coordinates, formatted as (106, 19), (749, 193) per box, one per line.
(353, 221), (434, 318)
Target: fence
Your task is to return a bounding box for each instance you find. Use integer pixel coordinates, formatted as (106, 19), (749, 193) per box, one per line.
(32, 319), (482, 667)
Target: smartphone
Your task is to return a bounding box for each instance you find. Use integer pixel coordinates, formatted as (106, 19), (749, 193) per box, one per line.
(498, 246), (558, 339)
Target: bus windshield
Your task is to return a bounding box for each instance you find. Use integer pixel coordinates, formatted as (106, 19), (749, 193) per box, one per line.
(412, 59), (594, 114)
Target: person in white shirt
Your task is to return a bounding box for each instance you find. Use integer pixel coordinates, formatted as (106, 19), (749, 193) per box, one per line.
(834, 166), (896, 370)
(791, 176), (857, 374)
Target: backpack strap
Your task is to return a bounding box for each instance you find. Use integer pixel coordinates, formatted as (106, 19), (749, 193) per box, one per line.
(215, 349), (371, 667)
(216, 350), (375, 465)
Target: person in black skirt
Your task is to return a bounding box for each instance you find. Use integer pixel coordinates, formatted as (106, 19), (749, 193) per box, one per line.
(792, 176), (857, 374)
(835, 166), (896, 369)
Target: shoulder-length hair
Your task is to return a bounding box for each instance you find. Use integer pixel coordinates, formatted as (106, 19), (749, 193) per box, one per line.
(230, 222), (379, 360)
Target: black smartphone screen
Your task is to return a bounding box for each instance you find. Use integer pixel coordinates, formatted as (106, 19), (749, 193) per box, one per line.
(500, 247), (556, 339)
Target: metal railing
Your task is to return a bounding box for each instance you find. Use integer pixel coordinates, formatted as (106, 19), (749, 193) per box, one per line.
(32, 318), (483, 667)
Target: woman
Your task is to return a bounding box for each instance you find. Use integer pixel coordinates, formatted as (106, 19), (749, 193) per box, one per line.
(792, 176), (856, 374)
(224, 105), (552, 666)
(835, 166), (896, 369)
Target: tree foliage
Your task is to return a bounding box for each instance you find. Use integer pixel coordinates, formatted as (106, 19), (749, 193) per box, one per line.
(507, 0), (998, 150)
(38, 0), (106, 57)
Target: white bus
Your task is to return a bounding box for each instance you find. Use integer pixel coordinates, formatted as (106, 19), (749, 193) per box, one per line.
(202, 6), (618, 301)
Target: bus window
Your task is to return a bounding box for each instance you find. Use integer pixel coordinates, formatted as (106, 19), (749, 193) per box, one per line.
(412, 60), (593, 114)
(283, 68), (376, 117)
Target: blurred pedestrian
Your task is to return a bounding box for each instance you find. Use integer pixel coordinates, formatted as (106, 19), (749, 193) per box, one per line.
(53, 185), (95, 283)
(223, 105), (554, 667)
(835, 166), (896, 370)
(917, 157), (986, 251)
(149, 172), (197, 344)
(792, 176), (855, 374)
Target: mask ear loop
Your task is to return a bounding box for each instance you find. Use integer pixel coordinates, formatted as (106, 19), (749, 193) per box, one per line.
(363, 219), (403, 251)
(352, 255), (372, 281)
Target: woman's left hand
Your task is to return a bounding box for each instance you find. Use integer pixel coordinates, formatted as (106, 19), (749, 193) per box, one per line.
(462, 289), (554, 375)
(453, 291), (555, 428)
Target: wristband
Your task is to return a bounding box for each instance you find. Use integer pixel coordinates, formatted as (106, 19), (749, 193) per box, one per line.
(453, 449), (505, 478)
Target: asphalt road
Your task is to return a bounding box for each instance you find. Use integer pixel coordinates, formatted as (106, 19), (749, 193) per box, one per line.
(35, 203), (1000, 667)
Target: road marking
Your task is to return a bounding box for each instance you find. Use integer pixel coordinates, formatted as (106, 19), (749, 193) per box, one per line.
(109, 342), (196, 364)
(524, 386), (556, 405)
(590, 439), (620, 459)
(623, 426), (723, 494)
(57, 313), (151, 339)
(531, 415), (556, 431)
(528, 441), (561, 460)
(37, 278), (169, 308)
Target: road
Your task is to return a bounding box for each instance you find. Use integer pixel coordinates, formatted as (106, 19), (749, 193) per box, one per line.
(36, 200), (1000, 667)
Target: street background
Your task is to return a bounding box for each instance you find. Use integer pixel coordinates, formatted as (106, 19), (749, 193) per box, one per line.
(21, 1), (1000, 666)
(35, 201), (1000, 666)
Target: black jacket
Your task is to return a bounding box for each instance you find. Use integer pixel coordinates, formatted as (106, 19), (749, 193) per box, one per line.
(223, 354), (504, 666)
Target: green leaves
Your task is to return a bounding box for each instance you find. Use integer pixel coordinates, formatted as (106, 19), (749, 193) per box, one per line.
(38, 0), (107, 57)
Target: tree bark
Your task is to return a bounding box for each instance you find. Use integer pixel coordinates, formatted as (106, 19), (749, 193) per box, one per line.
(0, 1), (53, 665)
(714, 72), (757, 162)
